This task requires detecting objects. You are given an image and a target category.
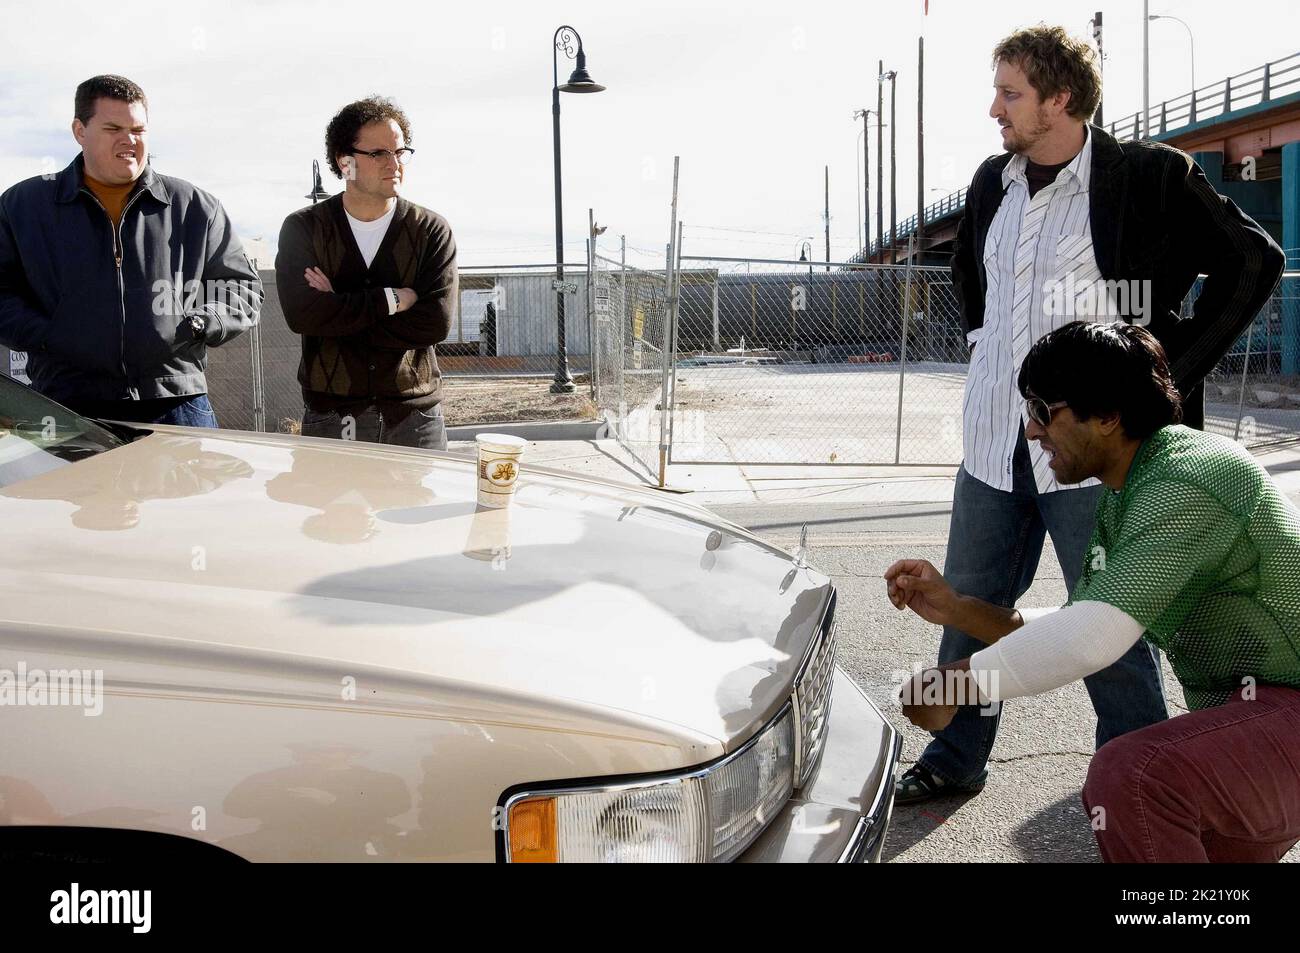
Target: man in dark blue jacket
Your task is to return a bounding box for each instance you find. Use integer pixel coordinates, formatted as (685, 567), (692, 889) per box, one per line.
(0, 75), (261, 426)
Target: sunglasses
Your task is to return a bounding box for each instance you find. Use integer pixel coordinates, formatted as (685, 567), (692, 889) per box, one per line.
(1025, 396), (1069, 428)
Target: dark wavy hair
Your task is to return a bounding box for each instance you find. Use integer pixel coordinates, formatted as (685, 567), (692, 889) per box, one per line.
(324, 96), (412, 178)
(1018, 321), (1183, 440)
(993, 25), (1102, 120)
(75, 75), (148, 125)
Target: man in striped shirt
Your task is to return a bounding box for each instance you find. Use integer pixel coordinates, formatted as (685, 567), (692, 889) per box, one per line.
(897, 25), (1284, 804)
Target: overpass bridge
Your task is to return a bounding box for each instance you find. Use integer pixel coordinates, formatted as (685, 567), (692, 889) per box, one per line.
(859, 51), (1299, 265)
(855, 50), (1300, 371)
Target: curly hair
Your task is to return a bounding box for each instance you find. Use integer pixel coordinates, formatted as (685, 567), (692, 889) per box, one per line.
(1018, 321), (1183, 440)
(75, 75), (148, 125)
(324, 96), (413, 178)
(993, 25), (1102, 121)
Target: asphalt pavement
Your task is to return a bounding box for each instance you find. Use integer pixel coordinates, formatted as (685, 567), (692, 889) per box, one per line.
(449, 436), (1300, 862)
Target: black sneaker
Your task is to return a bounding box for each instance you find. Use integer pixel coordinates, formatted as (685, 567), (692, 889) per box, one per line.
(894, 764), (988, 805)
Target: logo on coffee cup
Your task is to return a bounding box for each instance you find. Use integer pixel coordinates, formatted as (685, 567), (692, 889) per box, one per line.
(481, 460), (518, 487)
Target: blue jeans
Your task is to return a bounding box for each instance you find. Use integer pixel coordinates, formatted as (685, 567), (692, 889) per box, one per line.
(71, 393), (219, 428)
(917, 429), (1168, 786)
(300, 403), (447, 451)
(154, 393), (219, 428)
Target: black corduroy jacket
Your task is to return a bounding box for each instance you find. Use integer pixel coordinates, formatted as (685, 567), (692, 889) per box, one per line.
(951, 124), (1284, 428)
(275, 194), (457, 412)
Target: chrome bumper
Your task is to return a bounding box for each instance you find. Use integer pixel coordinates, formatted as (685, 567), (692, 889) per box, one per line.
(737, 668), (901, 863)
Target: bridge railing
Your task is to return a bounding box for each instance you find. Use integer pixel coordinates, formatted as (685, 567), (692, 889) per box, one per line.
(1110, 50), (1300, 142)
(855, 187), (967, 261)
(852, 50), (1300, 264)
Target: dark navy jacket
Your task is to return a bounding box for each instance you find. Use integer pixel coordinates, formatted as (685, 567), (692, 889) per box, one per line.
(0, 155), (262, 405)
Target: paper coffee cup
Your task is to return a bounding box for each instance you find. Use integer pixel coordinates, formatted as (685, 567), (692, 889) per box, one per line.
(475, 433), (528, 507)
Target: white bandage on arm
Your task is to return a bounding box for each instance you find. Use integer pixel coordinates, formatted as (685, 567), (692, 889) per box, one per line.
(1017, 606), (1057, 624)
(968, 601), (1146, 701)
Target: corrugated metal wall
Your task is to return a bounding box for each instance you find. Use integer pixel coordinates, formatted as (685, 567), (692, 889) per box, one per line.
(491, 273), (592, 356)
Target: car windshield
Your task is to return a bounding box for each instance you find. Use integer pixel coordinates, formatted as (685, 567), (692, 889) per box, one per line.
(0, 374), (128, 490)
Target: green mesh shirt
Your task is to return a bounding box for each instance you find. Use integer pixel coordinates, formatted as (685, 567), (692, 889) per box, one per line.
(1069, 425), (1300, 709)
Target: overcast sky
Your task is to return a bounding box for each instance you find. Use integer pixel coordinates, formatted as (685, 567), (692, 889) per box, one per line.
(1, 0), (1296, 269)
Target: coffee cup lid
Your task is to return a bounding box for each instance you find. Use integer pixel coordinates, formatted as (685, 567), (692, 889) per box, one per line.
(475, 433), (528, 451)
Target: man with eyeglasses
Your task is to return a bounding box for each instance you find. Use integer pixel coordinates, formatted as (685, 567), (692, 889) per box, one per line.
(895, 25), (1284, 805)
(888, 321), (1300, 862)
(276, 96), (457, 450)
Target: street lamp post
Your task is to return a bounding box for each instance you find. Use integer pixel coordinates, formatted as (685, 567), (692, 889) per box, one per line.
(306, 159), (329, 204)
(1149, 13), (1196, 119)
(798, 240), (813, 277)
(550, 25), (605, 394)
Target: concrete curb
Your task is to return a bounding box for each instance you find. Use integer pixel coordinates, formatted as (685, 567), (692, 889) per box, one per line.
(447, 418), (608, 441)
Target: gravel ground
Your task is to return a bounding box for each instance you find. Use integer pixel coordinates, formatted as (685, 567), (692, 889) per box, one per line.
(441, 376), (599, 426)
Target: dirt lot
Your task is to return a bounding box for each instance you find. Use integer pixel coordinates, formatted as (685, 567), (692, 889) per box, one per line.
(441, 375), (600, 425)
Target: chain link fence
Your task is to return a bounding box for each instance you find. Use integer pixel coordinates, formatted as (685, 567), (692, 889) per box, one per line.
(196, 264), (605, 433)
(666, 256), (966, 465)
(3, 265), (1295, 469)
(591, 238), (671, 480)
(189, 268), (301, 434)
(653, 258), (1300, 467)
(1202, 272), (1300, 450)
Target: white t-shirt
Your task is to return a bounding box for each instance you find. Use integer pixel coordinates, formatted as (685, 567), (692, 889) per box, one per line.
(345, 203), (396, 268)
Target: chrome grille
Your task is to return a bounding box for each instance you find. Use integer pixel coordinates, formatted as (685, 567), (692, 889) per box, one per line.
(792, 609), (837, 789)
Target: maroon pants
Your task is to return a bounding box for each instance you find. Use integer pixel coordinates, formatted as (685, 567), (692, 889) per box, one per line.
(1082, 685), (1300, 862)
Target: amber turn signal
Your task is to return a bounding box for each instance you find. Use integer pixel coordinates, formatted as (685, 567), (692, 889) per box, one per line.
(508, 797), (558, 863)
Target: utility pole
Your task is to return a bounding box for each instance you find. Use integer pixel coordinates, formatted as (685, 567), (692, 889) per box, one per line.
(877, 62), (884, 259)
(1142, 0), (1150, 137)
(853, 108), (871, 260)
(856, 129), (863, 251)
(1091, 11), (1104, 126)
(887, 69), (898, 263)
(824, 165), (831, 271)
(916, 36), (925, 253)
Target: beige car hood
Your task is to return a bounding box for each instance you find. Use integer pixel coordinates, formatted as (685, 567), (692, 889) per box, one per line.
(0, 428), (832, 753)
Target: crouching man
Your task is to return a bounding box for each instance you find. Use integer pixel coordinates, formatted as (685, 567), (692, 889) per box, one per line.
(887, 321), (1300, 862)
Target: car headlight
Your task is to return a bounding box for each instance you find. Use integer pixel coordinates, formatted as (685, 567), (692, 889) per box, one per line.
(504, 706), (796, 862)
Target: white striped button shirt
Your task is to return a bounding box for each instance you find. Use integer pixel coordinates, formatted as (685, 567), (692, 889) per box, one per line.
(961, 125), (1103, 495)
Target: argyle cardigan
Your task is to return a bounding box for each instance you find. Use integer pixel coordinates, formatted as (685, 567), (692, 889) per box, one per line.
(275, 194), (457, 413)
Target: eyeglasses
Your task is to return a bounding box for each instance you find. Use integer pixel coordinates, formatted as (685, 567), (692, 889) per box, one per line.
(1025, 396), (1070, 428)
(349, 147), (415, 166)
